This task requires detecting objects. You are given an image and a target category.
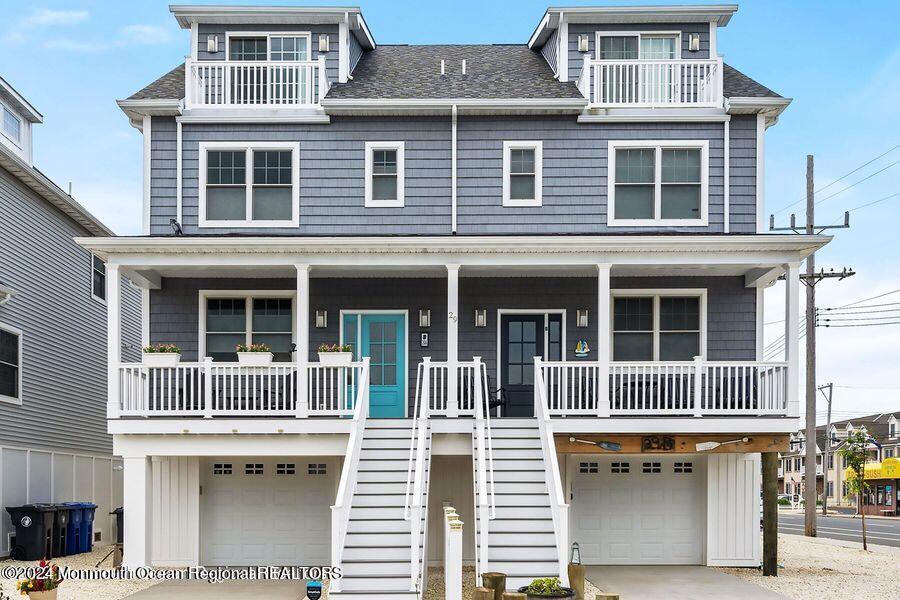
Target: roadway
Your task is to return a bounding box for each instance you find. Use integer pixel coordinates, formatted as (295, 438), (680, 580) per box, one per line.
(779, 511), (900, 547)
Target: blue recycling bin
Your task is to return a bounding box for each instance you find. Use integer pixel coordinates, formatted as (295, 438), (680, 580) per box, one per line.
(62, 502), (84, 554)
(80, 503), (97, 552)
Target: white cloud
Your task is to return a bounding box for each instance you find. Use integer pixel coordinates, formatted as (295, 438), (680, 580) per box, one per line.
(43, 23), (176, 53)
(24, 9), (89, 27)
(119, 24), (173, 45)
(44, 38), (110, 53)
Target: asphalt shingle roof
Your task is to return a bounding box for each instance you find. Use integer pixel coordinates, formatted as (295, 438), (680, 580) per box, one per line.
(125, 52), (782, 102)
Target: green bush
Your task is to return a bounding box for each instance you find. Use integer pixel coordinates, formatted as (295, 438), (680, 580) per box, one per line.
(778, 497), (791, 506)
(526, 578), (564, 595)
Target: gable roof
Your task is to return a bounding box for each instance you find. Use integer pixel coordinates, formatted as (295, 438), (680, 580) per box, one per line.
(722, 64), (781, 98)
(127, 63), (185, 101)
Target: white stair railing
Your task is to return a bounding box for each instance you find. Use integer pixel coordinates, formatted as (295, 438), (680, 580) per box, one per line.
(472, 357), (496, 576)
(405, 358), (431, 592)
(328, 357), (370, 593)
(533, 357), (570, 585)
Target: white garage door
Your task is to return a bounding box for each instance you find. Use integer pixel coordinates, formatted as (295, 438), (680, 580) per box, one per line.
(572, 455), (705, 565)
(200, 458), (335, 566)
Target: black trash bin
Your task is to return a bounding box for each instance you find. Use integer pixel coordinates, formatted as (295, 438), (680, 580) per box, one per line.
(112, 507), (123, 544)
(5, 504), (56, 560)
(51, 504), (71, 557)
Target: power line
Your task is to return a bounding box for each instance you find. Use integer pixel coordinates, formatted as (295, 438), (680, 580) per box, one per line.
(819, 321), (900, 328)
(828, 191), (900, 224)
(813, 159), (900, 206)
(838, 289), (900, 308)
(772, 144), (900, 214)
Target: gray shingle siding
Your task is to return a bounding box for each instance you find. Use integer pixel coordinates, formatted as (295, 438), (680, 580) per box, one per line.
(197, 24), (340, 83)
(539, 28), (559, 76)
(567, 23), (710, 83)
(149, 275), (754, 413)
(0, 166), (140, 455)
(349, 33), (364, 73)
(152, 116), (757, 236)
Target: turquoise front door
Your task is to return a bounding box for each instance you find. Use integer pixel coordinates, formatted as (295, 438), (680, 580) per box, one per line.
(342, 313), (406, 418)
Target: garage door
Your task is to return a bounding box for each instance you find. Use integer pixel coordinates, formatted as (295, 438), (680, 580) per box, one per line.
(571, 455), (705, 564)
(200, 458), (335, 566)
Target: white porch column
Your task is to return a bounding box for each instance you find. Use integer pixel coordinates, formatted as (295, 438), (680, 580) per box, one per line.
(296, 264), (310, 418)
(122, 455), (151, 568)
(784, 262), (801, 418)
(106, 264), (121, 419)
(446, 264), (460, 417)
(596, 264), (611, 417)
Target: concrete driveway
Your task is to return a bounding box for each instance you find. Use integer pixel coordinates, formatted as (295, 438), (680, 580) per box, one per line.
(125, 580), (307, 599)
(586, 566), (789, 600)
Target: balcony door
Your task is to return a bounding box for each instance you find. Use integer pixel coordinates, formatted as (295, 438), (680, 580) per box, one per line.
(342, 312), (406, 418)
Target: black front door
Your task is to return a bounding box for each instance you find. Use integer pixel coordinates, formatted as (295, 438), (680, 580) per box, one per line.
(501, 315), (545, 417)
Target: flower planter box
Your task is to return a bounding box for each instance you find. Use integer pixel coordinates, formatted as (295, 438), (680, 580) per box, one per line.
(142, 353), (181, 368)
(318, 351), (353, 366)
(237, 352), (274, 367)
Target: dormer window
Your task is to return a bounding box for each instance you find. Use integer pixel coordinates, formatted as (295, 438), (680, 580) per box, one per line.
(228, 34), (311, 62)
(2, 106), (21, 144)
(596, 33), (679, 61)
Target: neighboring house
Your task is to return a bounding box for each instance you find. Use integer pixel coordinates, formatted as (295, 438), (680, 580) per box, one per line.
(80, 4), (826, 596)
(0, 75), (141, 555)
(779, 412), (900, 505)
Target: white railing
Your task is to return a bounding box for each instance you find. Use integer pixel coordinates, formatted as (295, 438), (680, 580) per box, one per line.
(328, 358), (370, 594)
(539, 358), (789, 417)
(533, 357), (570, 585)
(116, 359), (363, 417)
(471, 357), (496, 576)
(417, 359), (481, 416)
(184, 57), (329, 109)
(579, 56), (722, 108)
(405, 358), (431, 592)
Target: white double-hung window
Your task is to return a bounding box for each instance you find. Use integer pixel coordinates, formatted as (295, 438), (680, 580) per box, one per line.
(365, 141), (405, 207)
(201, 291), (294, 362)
(611, 290), (706, 361)
(608, 140), (708, 226)
(199, 142), (300, 227)
(502, 141), (543, 207)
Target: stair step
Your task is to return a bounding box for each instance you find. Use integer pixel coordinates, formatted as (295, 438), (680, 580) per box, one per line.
(486, 506), (552, 518)
(490, 437), (543, 449)
(342, 532), (411, 546)
(343, 546), (414, 561)
(337, 575), (414, 592)
(359, 459), (430, 471)
(474, 493), (552, 507)
(357, 470), (415, 482)
(489, 547), (558, 560)
(330, 592), (419, 600)
(488, 532), (557, 545)
(491, 470), (547, 482)
(355, 482), (412, 494)
(359, 448), (425, 460)
(340, 561), (414, 577)
(481, 518), (553, 532)
(352, 493), (420, 507)
(489, 448), (544, 459)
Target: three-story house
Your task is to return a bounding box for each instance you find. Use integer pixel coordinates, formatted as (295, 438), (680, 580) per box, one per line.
(81, 4), (826, 597)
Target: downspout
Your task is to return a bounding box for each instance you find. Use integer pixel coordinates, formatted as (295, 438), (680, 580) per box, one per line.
(723, 116), (730, 233)
(176, 119), (183, 226)
(451, 104), (458, 234)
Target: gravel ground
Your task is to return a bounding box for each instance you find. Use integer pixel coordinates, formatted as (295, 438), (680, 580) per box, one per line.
(717, 533), (900, 600)
(0, 548), (161, 600)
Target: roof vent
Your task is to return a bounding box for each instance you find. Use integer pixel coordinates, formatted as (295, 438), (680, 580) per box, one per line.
(461, 59), (467, 75)
(440, 59), (445, 75)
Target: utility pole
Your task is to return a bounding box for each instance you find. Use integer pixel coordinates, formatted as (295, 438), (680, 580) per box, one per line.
(771, 154), (853, 538)
(818, 383), (834, 516)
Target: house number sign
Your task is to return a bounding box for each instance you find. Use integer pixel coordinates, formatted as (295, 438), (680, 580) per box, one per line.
(642, 436), (676, 452)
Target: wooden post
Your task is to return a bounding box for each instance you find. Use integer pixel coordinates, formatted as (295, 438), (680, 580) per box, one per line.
(481, 572), (506, 600)
(568, 563), (585, 600)
(474, 588), (494, 600)
(762, 451), (778, 576)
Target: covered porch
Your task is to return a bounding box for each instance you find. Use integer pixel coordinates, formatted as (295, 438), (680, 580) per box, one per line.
(83, 235), (818, 427)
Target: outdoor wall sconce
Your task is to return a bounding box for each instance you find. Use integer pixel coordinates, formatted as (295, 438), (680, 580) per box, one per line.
(576, 309), (589, 328)
(474, 309), (487, 328)
(419, 309), (431, 328)
(318, 34), (330, 53)
(688, 33), (701, 52)
(206, 35), (219, 53)
(577, 34), (590, 53)
(315, 310), (328, 328)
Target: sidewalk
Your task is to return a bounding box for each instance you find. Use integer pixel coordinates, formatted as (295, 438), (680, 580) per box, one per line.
(780, 507), (899, 520)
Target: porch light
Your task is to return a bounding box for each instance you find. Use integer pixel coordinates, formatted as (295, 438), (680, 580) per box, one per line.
(688, 33), (701, 52)
(571, 542), (581, 564)
(474, 309), (487, 328)
(318, 34), (330, 53)
(315, 310), (328, 328)
(419, 309), (431, 328)
(206, 35), (218, 54)
(576, 309), (589, 328)
(577, 34), (590, 53)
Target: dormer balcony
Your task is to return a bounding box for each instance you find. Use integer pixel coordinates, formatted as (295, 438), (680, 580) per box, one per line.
(184, 57), (330, 109)
(576, 56), (723, 109)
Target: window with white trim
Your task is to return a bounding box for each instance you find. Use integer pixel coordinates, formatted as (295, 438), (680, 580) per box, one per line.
(502, 141), (542, 207)
(200, 143), (299, 227)
(365, 142), (405, 207)
(596, 33), (679, 61)
(890, 419), (897, 438)
(204, 294), (293, 362)
(228, 34), (311, 62)
(91, 254), (106, 302)
(0, 324), (22, 404)
(612, 291), (704, 361)
(608, 140), (708, 226)
(2, 106), (21, 144)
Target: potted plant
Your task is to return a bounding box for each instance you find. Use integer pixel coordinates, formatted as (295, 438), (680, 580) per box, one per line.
(236, 343), (273, 366)
(16, 560), (63, 599)
(142, 343), (181, 367)
(518, 578), (575, 600)
(318, 343), (353, 366)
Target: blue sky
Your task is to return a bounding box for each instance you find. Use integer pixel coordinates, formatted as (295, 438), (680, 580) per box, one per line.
(3, 1), (899, 422)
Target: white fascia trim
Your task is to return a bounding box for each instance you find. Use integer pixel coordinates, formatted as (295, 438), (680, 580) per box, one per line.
(545, 5), (738, 26)
(551, 417), (799, 435)
(607, 139), (709, 228)
(198, 141), (301, 228)
(364, 141), (405, 208)
(171, 5), (363, 26)
(502, 140), (543, 207)
(322, 97), (587, 113)
(0, 75), (42, 123)
(109, 419), (353, 435)
(178, 112), (330, 125)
